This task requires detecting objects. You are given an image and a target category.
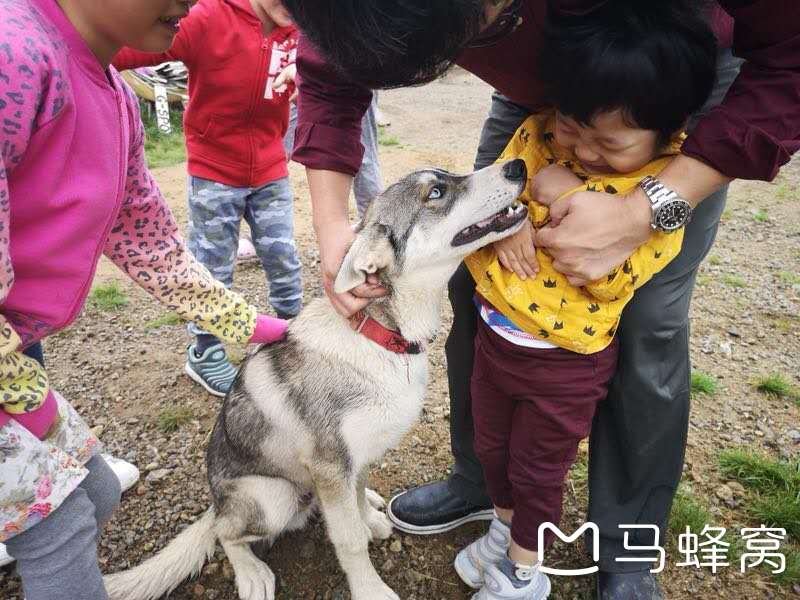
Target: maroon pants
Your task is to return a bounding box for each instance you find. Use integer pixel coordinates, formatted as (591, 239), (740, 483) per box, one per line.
(471, 319), (619, 551)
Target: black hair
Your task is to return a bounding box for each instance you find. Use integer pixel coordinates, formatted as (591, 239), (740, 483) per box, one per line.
(539, 0), (718, 145)
(282, 0), (484, 88)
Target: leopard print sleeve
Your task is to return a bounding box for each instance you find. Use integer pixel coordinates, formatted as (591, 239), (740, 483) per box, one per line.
(103, 83), (259, 345)
(0, 12), (53, 417)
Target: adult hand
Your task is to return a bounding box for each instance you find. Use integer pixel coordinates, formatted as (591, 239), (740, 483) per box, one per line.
(317, 220), (387, 317)
(273, 63), (298, 102)
(494, 219), (538, 279)
(534, 188), (651, 286)
(533, 154), (731, 285)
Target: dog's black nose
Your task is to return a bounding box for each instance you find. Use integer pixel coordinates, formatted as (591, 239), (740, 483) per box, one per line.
(502, 159), (527, 182)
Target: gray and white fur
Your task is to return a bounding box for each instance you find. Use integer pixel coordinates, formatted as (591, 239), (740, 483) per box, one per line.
(104, 160), (528, 600)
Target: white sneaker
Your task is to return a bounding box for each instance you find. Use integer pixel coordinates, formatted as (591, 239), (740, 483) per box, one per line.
(0, 544), (11, 567)
(236, 236), (258, 264)
(102, 454), (140, 493)
(455, 518), (511, 588)
(473, 562), (551, 600)
(0, 455), (138, 569)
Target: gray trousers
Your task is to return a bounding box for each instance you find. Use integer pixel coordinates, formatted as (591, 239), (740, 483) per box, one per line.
(445, 49), (742, 570)
(5, 455), (121, 600)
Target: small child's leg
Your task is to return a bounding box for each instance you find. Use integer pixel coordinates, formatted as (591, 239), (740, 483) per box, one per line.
(6, 487), (108, 600)
(245, 177), (303, 318)
(78, 455), (121, 534)
(454, 322), (518, 588)
(184, 176), (245, 395)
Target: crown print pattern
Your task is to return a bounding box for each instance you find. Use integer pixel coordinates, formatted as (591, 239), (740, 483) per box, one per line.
(466, 110), (686, 354)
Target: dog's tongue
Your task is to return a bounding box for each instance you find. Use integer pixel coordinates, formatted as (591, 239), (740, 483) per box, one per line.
(452, 203), (527, 246)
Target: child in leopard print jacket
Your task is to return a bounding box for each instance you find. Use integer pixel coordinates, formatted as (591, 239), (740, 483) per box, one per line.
(0, 0), (287, 597)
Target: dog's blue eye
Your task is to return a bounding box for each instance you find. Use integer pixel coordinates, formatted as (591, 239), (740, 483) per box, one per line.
(428, 185), (445, 200)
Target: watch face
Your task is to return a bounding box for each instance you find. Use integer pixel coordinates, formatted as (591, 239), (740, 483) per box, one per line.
(656, 200), (692, 231)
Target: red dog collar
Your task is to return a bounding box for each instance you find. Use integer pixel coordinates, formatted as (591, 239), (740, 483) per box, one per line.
(350, 312), (424, 355)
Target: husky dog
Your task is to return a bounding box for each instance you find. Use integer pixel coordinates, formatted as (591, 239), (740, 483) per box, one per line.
(105, 159), (528, 600)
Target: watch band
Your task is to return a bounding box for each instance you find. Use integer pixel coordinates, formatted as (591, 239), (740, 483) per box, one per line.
(639, 175), (692, 232)
(639, 175), (678, 207)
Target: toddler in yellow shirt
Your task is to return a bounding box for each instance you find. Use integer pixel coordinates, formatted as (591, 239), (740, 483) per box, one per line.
(454, 1), (718, 598)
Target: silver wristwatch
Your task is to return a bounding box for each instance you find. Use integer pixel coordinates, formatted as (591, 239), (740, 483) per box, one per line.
(639, 175), (693, 232)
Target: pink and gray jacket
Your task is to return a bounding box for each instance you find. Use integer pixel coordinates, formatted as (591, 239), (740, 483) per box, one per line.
(0, 0), (286, 440)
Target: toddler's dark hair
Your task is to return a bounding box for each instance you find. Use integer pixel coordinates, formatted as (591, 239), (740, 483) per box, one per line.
(282, 0), (484, 88)
(539, 0), (718, 145)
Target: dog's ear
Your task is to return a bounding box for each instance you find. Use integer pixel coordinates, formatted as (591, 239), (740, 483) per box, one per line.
(334, 226), (395, 294)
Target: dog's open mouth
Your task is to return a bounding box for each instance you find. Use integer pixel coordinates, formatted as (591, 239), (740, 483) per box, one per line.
(452, 203), (528, 246)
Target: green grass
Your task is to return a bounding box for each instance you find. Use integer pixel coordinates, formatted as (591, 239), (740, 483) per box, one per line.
(144, 312), (183, 330)
(753, 208), (769, 223)
(707, 255), (722, 266)
(775, 182), (798, 202)
(778, 271), (800, 285)
(89, 282), (129, 311)
(720, 208), (733, 221)
(719, 449), (800, 586)
(773, 548), (800, 587)
(696, 275), (713, 287)
(669, 487), (712, 539)
(378, 125), (401, 147)
(157, 406), (194, 433)
(722, 274), (747, 288)
(719, 450), (800, 536)
(755, 373), (800, 402)
(691, 371), (718, 398)
(141, 99), (186, 168)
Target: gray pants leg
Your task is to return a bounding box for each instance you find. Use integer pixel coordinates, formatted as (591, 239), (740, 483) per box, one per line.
(285, 98), (382, 219)
(445, 91), (532, 505)
(353, 95), (383, 217)
(589, 49), (743, 570)
(6, 455), (121, 600)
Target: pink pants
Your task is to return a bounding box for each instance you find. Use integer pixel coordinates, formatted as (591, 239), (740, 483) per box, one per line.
(471, 319), (619, 550)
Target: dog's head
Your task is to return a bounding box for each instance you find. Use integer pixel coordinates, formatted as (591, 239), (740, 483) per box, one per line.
(335, 159), (528, 293)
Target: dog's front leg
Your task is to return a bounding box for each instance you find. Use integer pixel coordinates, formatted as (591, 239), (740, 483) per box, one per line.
(314, 471), (399, 600)
(356, 469), (393, 541)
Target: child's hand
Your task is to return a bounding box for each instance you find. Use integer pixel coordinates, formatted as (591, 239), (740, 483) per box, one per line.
(249, 314), (289, 344)
(530, 164), (584, 207)
(494, 219), (539, 280)
(273, 64), (298, 102)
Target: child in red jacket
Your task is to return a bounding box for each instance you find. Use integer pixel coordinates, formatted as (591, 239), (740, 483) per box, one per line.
(114, 0), (302, 397)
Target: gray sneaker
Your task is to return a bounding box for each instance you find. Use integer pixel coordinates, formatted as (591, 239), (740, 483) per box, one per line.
(184, 343), (237, 397)
(455, 518), (511, 588)
(473, 561), (551, 600)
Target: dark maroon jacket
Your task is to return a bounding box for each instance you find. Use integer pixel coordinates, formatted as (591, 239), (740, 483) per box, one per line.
(292, 0), (800, 182)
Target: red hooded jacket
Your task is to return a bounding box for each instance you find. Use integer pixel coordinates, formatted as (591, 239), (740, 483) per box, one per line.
(114, 0), (297, 187)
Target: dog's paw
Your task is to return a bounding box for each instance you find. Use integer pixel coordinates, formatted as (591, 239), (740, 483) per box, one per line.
(352, 580), (400, 600)
(235, 560), (276, 600)
(365, 488), (386, 510)
(365, 507), (394, 541)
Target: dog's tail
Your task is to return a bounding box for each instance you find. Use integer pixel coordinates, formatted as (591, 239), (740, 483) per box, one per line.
(105, 508), (217, 600)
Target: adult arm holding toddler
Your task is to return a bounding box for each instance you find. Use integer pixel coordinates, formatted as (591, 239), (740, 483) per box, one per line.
(528, 0), (800, 285)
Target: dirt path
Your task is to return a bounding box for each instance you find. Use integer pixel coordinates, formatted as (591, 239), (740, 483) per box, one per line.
(1, 69), (798, 600)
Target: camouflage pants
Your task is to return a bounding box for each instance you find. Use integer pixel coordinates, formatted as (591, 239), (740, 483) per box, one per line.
(186, 175), (303, 319)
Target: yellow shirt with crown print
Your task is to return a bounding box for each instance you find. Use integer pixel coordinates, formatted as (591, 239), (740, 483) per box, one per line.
(466, 110), (686, 355)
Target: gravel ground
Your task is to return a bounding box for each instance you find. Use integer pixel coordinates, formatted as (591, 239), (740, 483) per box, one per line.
(1, 70), (798, 599)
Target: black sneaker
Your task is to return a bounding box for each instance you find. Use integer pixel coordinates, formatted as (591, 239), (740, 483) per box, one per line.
(597, 571), (664, 600)
(386, 480), (494, 535)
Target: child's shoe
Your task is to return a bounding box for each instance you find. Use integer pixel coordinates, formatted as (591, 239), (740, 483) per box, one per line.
(184, 343), (237, 397)
(473, 558), (551, 600)
(455, 517), (511, 588)
(102, 454), (140, 493)
(236, 235), (258, 264)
